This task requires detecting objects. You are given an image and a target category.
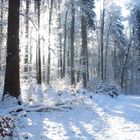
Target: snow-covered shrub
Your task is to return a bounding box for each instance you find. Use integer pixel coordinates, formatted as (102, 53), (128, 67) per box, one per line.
(27, 84), (44, 104)
(51, 77), (71, 91)
(51, 78), (82, 93)
(95, 82), (120, 97)
(0, 116), (15, 138)
(21, 78), (44, 105)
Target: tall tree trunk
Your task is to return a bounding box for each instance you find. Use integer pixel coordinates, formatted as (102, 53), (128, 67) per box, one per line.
(67, 46), (70, 74)
(0, 0), (4, 71)
(24, 0), (30, 76)
(104, 37), (108, 81)
(70, 1), (75, 86)
(114, 41), (117, 81)
(3, 0), (20, 98)
(36, 0), (42, 84)
(100, 8), (105, 81)
(104, 22), (111, 81)
(86, 42), (89, 82)
(57, 1), (63, 79)
(81, 0), (88, 88)
(121, 41), (131, 88)
(29, 28), (33, 73)
(47, 0), (53, 85)
(97, 29), (101, 80)
(42, 39), (45, 82)
(62, 10), (68, 78)
(130, 47), (134, 93)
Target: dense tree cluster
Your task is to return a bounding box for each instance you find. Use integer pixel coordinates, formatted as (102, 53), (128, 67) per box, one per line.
(0, 0), (140, 102)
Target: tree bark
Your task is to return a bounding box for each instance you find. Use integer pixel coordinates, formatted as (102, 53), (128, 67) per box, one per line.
(81, 0), (88, 88)
(62, 10), (68, 78)
(104, 22), (111, 81)
(57, 0), (63, 79)
(24, 0), (30, 75)
(100, 8), (105, 81)
(47, 0), (53, 85)
(36, 0), (42, 84)
(0, 0), (4, 71)
(3, 0), (21, 97)
(113, 41), (117, 81)
(121, 41), (131, 88)
(70, 1), (75, 86)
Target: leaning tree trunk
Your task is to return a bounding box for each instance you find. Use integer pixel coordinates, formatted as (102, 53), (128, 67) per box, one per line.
(3, 0), (20, 98)
(70, 1), (75, 86)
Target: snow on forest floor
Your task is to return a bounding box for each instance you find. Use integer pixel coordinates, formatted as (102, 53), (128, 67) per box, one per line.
(16, 90), (140, 140)
(1, 89), (140, 140)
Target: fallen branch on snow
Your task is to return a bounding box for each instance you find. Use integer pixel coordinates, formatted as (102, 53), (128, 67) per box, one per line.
(0, 104), (72, 116)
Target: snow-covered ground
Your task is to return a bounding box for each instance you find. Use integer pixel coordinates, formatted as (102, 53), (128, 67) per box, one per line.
(0, 86), (140, 140)
(13, 90), (140, 140)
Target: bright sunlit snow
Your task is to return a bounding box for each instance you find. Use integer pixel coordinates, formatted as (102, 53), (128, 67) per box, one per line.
(17, 93), (140, 140)
(1, 89), (140, 140)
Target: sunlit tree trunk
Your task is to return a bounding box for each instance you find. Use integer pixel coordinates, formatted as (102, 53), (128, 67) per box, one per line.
(29, 28), (33, 73)
(57, 0), (63, 79)
(3, 0), (21, 98)
(42, 38), (45, 82)
(24, 0), (30, 77)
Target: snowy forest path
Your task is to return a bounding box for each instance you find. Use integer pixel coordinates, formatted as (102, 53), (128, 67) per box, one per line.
(15, 92), (140, 140)
(89, 94), (140, 140)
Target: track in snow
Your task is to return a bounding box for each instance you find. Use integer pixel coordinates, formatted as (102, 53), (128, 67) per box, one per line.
(17, 94), (140, 140)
